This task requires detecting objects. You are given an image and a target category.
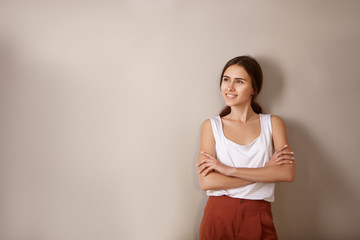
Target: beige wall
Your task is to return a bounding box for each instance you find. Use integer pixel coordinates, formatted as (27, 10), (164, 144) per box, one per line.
(1, 1), (360, 239)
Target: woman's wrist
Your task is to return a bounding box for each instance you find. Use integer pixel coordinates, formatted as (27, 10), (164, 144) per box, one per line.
(226, 167), (236, 177)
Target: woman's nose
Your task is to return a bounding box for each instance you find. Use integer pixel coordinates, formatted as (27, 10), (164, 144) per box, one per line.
(227, 82), (235, 91)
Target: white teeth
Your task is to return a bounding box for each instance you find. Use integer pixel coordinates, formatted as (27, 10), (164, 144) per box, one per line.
(226, 94), (237, 98)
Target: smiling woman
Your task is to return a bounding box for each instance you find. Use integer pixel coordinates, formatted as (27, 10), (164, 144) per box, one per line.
(197, 56), (295, 240)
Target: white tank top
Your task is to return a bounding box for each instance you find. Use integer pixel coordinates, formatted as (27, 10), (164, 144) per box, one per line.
(207, 113), (276, 202)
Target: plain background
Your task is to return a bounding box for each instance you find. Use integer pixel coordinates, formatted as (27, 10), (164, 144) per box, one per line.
(1, 1), (360, 239)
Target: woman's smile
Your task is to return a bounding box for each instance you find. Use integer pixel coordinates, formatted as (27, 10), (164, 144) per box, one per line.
(225, 93), (238, 99)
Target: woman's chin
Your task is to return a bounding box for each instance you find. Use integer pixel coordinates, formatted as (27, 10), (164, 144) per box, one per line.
(224, 101), (237, 107)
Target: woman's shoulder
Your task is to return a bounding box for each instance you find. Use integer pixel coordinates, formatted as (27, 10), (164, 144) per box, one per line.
(201, 119), (211, 129)
(269, 114), (287, 131)
(201, 116), (219, 125)
(200, 118), (217, 140)
(201, 115), (221, 132)
(269, 114), (285, 123)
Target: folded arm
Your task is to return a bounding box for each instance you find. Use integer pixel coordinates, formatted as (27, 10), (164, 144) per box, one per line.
(226, 164), (294, 183)
(198, 171), (254, 191)
(197, 115), (295, 186)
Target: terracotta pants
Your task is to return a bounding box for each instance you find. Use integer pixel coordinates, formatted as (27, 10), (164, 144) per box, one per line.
(199, 196), (278, 240)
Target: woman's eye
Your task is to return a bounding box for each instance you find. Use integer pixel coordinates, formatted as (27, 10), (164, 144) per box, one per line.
(223, 78), (229, 82)
(236, 80), (243, 84)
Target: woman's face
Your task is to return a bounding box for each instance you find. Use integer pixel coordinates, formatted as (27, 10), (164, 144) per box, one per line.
(220, 65), (255, 107)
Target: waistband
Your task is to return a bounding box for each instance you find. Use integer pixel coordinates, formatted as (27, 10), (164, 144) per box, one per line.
(208, 195), (271, 208)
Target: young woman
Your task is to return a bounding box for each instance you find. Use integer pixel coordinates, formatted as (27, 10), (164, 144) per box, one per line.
(197, 56), (295, 240)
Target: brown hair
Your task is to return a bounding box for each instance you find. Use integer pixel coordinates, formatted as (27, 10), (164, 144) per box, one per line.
(219, 55), (263, 117)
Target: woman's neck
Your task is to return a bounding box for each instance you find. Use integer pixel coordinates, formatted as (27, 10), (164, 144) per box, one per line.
(226, 104), (258, 123)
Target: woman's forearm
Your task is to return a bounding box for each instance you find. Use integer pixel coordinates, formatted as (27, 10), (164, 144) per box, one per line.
(199, 171), (254, 191)
(227, 164), (295, 183)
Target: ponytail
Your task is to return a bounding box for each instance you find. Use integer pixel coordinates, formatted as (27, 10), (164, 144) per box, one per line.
(251, 101), (262, 114)
(219, 106), (231, 117)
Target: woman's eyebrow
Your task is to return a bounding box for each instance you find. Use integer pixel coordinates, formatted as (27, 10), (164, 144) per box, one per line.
(223, 75), (247, 81)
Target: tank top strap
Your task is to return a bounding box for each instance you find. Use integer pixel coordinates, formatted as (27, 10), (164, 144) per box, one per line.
(260, 113), (273, 143)
(209, 116), (223, 143)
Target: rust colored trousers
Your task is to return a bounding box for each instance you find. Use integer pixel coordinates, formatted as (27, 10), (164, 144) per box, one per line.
(199, 196), (278, 240)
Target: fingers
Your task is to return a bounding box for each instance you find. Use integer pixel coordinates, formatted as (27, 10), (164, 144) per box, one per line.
(272, 154), (295, 166)
(197, 157), (213, 167)
(197, 152), (216, 175)
(274, 145), (295, 159)
(277, 151), (295, 158)
(274, 145), (288, 155)
(197, 158), (212, 174)
(275, 155), (295, 163)
(275, 160), (294, 165)
(202, 166), (214, 176)
(197, 153), (216, 176)
(198, 162), (214, 176)
(197, 159), (207, 167)
(197, 162), (209, 174)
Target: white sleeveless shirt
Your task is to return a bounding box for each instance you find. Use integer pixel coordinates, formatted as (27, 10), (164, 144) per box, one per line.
(207, 113), (275, 202)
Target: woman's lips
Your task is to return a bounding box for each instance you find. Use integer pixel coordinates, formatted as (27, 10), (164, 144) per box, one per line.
(225, 93), (237, 99)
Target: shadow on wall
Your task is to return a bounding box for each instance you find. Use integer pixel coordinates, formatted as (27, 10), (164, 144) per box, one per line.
(257, 56), (284, 114)
(258, 56), (360, 239)
(274, 121), (360, 240)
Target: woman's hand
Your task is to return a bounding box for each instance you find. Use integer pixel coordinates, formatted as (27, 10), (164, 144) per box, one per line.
(265, 145), (295, 167)
(197, 152), (232, 177)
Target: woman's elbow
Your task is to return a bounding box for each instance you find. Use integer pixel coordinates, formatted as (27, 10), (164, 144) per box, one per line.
(200, 184), (209, 191)
(286, 174), (295, 182)
(285, 170), (295, 182)
(199, 178), (209, 191)
(280, 165), (295, 182)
